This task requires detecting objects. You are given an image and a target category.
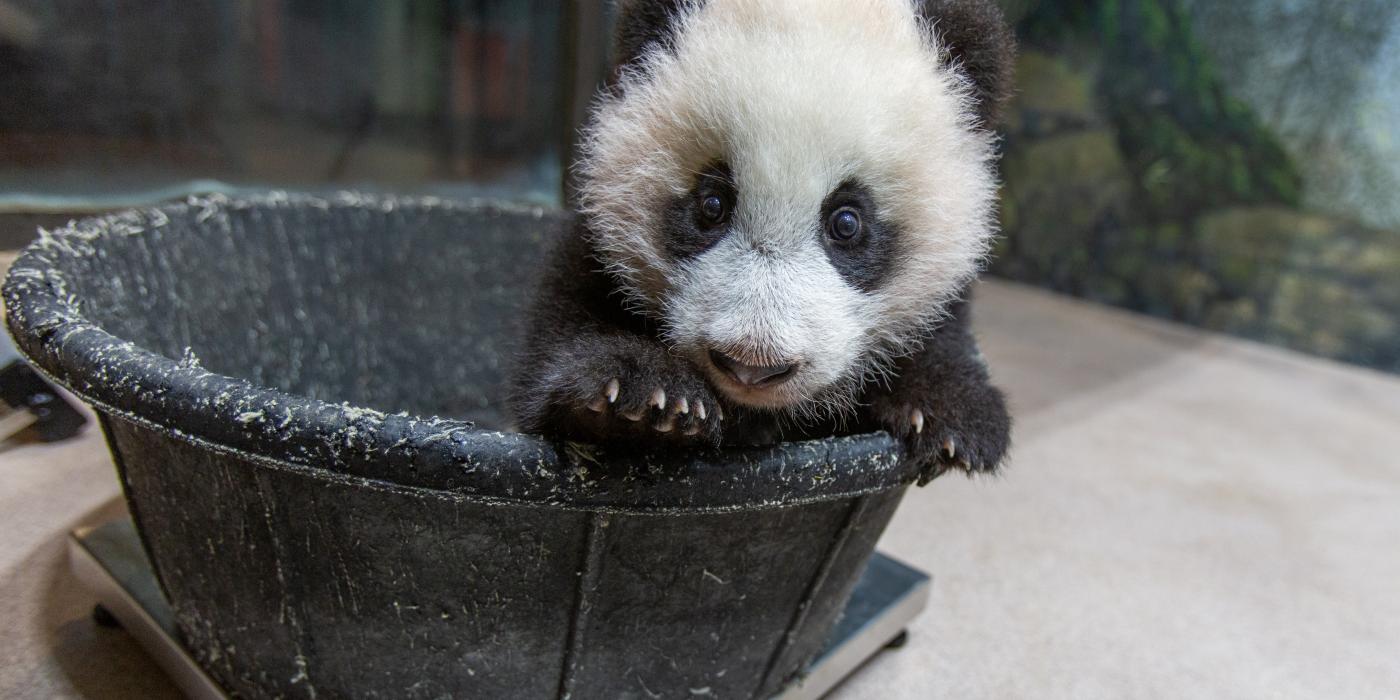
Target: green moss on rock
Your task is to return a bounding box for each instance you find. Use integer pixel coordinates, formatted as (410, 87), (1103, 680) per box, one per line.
(994, 0), (1398, 373)
(995, 129), (1133, 292)
(1002, 51), (1100, 136)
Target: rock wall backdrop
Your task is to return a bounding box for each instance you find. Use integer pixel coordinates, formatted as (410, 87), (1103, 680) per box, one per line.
(993, 0), (1400, 374)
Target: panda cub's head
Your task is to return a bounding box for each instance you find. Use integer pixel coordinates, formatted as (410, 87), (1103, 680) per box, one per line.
(578, 0), (1009, 418)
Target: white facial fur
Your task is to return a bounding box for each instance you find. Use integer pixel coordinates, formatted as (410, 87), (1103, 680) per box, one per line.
(578, 0), (998, 414)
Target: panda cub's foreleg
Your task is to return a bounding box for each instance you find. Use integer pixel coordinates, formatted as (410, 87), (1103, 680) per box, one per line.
(862, 294), (1011, 482)
(509, 231), (724, 447)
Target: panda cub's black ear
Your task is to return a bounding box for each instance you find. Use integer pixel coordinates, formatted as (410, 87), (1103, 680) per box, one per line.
(915, 0), (1016, 128)
(609, 0), (691, 84)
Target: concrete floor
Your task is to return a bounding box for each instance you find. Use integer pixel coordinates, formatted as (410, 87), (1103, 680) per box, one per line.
(2, 279), (1398, 698)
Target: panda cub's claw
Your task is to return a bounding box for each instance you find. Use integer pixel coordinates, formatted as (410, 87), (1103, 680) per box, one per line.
(874, 385), (1010, 485)
(574, 374), (720, 444)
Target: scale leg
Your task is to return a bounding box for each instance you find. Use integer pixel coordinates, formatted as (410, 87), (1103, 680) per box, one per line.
(93, 603), (123, 629)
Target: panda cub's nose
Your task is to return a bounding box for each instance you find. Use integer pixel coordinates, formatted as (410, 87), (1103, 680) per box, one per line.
(709, 349), (798, 387)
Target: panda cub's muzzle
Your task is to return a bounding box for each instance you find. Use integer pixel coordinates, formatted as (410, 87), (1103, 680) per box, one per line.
(708, 349), (799, 388)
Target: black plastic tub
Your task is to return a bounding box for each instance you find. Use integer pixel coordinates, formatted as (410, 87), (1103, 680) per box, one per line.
(3, 193), (917, 699)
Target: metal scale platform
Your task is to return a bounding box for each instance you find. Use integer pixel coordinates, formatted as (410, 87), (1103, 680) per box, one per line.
(70, 519), (929, 699)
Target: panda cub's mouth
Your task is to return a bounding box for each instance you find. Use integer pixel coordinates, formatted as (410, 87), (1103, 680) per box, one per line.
(708, 349), (798, 387)
(706, 348), (803, 406)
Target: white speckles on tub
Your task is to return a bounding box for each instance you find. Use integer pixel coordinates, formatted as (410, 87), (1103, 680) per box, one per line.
(2, 194), (915, 698)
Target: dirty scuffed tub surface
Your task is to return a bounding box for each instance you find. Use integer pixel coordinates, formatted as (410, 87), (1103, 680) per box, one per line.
(2, 194), (918, 699)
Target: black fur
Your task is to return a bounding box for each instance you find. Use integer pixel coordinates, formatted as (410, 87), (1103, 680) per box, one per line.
(662, 161), (736, 261)
(509, 0), (1014, 480)
(852, 290), (1011, 481)
(915, 0), (1016, 126)
(819, 181), (898, 293)
(510, 227), (726, 446)
(610, 0), (692, 83)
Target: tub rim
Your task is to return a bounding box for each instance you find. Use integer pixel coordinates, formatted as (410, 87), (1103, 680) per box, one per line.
(2, 192), (916, 514)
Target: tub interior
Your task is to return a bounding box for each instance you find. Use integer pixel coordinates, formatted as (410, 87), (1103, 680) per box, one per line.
(54, 200), (562, 428)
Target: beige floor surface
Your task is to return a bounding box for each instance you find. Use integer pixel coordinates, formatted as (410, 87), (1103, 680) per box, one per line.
(2, 279), (1397, 698)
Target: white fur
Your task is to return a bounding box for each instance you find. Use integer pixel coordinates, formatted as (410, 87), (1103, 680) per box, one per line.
(577, 0), (998, 412)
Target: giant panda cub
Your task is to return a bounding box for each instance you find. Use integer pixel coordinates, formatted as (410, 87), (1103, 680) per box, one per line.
(511, 0), (1014, 480)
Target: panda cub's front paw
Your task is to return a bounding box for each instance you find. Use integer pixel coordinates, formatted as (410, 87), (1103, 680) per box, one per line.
(580, 373), (723, 440)
(537, 348), (724, 447)
(874, 381), (1011, 483)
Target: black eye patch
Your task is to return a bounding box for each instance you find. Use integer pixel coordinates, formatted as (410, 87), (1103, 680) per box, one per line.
(662, 161), (735, 261)
(819, 181), (896, 293)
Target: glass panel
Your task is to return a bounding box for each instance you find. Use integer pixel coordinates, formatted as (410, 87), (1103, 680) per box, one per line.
(0, 0), (575, 212)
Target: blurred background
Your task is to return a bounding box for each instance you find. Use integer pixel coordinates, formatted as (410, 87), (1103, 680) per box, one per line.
(1, 0), (1397, 373)
(0, 0), (609, 242)
(996, 0), (1400, 375)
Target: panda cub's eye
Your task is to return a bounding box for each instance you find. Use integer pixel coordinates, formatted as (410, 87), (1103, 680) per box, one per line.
(690, 162), (735, 234)
(695, 184), (733, 230)
(700, 194), (726, 225)
(827, 206), (863, 242)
